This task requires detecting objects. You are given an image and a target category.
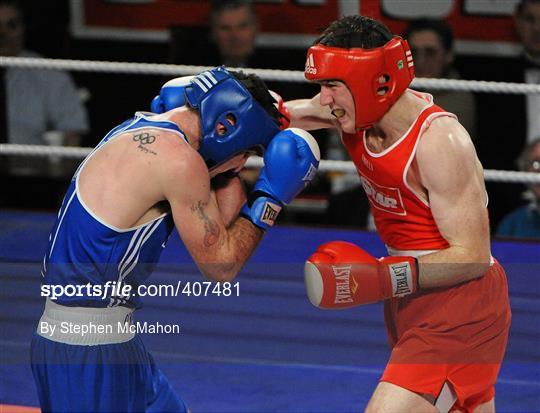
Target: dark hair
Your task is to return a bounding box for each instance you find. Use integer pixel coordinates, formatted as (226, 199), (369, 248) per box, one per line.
(516, 0), (540, 15)
(229, 70), (282, 126)
(210, 0), (257, 25)
(403, 18), (454, 52)
(314, 15), (393, 49)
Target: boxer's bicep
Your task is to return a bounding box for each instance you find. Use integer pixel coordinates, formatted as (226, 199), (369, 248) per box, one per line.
(285, 95), (337, 130)
(419, 123), (490, 262)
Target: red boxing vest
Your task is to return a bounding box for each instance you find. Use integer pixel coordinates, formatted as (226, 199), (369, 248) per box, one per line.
(343, 92), (456, 251)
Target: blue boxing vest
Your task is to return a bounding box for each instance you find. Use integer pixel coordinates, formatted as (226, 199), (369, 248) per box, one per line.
(41, 113), (187, 309)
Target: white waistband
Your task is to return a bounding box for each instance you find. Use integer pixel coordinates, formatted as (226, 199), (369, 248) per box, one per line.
(36, 299), (135, 345)
(386, 246), (441, 258)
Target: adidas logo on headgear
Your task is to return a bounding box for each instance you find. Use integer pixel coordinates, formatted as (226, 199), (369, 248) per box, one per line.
(305, 54), (317, 74)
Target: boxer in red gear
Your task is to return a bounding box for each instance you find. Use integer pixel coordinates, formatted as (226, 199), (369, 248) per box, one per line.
(287, 15), (511, 413)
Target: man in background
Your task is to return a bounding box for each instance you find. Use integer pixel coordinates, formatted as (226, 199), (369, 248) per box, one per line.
(515, 0), (540, 144)
(209, 0), (258, 68)
(404, 18), (477, 138)
(0, 0), (88, 146)
(497, 138), (540, 239)
(0, 0), (88, 208)
(474, 0), (540, 230)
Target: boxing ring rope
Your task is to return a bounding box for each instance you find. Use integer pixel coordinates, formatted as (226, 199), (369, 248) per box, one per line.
(2, 56), (540, 94)
(1, 143), (540, 184)
(1, 56), (539, 185)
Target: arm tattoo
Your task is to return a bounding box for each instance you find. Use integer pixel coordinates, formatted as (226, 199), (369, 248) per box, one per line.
(133, 132), (157, 155)
(191, 200), (221, 247)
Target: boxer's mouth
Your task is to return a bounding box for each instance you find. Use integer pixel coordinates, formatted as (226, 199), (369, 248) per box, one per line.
(331, 108), (346, 119)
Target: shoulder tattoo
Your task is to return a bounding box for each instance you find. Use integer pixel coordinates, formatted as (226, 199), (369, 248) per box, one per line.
(133, 132), (157, 155)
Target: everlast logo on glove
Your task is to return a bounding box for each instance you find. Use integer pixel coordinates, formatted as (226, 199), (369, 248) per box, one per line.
(303, 164), (317, 182)
(261, 201), (282, 227)
(388, 262), (413, 297)
(332, 265), (354, 304)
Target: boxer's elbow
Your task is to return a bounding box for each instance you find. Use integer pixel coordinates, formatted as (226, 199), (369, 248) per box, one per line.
(200, 263), (239, 283)
(215, 266), (239, 283)
(467, 261), (491, 280)
(462, 248), (491, 280)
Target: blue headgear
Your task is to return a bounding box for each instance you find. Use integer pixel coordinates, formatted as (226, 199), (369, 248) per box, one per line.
(184, 67), (281, 169)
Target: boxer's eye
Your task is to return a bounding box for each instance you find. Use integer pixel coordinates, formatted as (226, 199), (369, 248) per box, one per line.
(216, 114), (237, 136)
(318, 80), (339, 89)
(216, 123), (227, 135)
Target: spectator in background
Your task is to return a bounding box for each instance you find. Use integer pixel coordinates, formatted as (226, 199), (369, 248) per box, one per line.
(0, 0), (88, 146)
(170, 0), (307, 72)
(404, 18), (478, 138)
(473, 0), (540, 231)
(0, 0), (88, 209)
(496, 138), (540, 239)
(515, 0), (540, 144)
(209, 0), (258, 68)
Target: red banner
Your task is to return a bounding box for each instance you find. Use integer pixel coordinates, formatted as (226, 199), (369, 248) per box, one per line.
(370, 0), (516, 43)
(82, 0), (339, 34)
(74, 0), (520, 52)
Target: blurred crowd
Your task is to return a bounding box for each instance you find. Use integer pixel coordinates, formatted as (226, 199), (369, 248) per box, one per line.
(1, 0), (539, 240)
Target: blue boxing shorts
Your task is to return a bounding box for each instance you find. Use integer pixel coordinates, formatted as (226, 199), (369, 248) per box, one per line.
(30, 299), (188, 413)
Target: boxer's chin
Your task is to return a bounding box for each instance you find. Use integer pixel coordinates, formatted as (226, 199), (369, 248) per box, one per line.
(339, 118), (356, 134)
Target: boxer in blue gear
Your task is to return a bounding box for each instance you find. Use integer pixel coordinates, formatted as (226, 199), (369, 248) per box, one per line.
(31, 67), (320, 412)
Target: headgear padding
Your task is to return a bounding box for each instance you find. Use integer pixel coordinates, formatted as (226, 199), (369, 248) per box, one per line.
(185, 67), (281, 169)
(304, 37), (415, 131)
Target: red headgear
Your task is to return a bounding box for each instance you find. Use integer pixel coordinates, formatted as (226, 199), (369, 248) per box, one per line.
(304, 37), (415, 130)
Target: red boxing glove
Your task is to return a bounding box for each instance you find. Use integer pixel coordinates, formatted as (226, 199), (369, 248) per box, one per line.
(304, 241), (419, 309)
(269, 90), (291, 130)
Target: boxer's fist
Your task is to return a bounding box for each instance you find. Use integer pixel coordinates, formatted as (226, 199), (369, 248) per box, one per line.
(151, 76), (194, 114)
(269, 90), (291, 130)
(258, 128), (319, 204)
(304, 241), (418, 309)
(241, 128), (320, 230)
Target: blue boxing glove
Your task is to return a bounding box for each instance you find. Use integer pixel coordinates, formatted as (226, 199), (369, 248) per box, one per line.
(151, 75), (194, 113)
(241, 128), (320, 230)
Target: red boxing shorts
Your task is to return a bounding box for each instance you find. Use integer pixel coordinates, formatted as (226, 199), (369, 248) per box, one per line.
(381, 260), (511, 412)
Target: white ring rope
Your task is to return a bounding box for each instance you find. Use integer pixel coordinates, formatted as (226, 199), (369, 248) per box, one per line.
(1, 56), (540, 94)
(2, 144), (539, 184)
(2, 56), (538, 183)
(1, 144), (92, 159)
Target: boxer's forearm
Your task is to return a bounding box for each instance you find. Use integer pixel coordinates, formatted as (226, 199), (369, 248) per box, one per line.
(285, 96), (335, 130)
(211, 176), (246, 228)
(417, 247), (491, 289)
(199, 217), (263, 283)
